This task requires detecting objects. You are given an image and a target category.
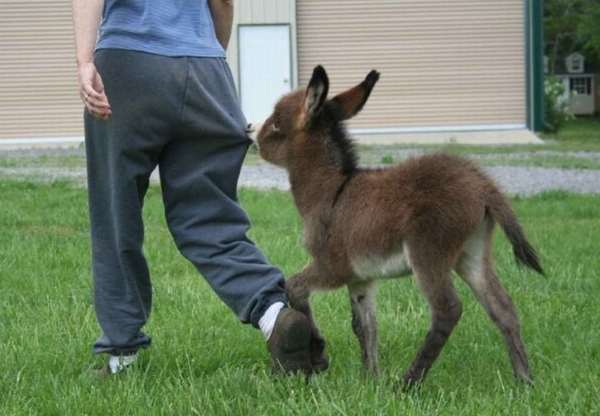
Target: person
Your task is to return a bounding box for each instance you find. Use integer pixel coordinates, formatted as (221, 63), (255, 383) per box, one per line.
(72, 0), (314, 375)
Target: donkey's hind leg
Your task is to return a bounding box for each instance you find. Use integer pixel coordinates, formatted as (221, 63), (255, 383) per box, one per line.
(403, 246), (463, 387)
(286, 263), (329, 372)
(456, 220), (532, 384)
(348, 281), (379, 375)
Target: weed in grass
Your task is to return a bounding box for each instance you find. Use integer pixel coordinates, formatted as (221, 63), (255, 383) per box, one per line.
(381, 155), (394, 164)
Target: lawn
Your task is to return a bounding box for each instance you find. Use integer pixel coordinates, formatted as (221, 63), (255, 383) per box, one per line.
(359, 117), (600, 168)
(1, 180), (599, 415)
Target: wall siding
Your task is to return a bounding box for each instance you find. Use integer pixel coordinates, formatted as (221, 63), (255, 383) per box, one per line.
(297, 0), (527, 130)
(0, 0), (528, 140)
(0, 1), (82, 140)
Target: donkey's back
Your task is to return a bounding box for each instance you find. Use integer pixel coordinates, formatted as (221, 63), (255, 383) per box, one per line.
(342, 152), (492, 238)
(333, 153), (491, 274)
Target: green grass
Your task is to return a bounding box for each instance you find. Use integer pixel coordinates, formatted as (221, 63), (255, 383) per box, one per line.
(1, 181), (599, 415)
(481, 155), (600, 170)
(357, 117), (600, 169)
(366, 152), (600, 171)
(376, 117), (600, 154)
(0, 153), (87, 169)
(541, 117), (600, 145)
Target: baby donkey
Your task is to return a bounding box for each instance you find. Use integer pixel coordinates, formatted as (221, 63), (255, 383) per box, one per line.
(252, 66), (543, 386)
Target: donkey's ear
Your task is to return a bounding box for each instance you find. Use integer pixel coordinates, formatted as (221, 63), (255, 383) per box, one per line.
(304, 65), (329, 118)
(330, 70), (380, 120)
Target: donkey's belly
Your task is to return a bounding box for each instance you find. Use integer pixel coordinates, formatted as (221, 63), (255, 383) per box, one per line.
(350, 248), (412, 281)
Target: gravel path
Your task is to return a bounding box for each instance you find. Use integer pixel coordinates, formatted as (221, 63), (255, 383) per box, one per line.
(2, 163), (600, 196)
(478, 166), (600, 196)
(2, 146), (600, 195)
(363, 148), (600, 162)
(240, 164), (600, 196)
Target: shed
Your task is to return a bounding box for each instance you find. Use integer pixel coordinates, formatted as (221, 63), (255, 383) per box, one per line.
(555, 53), (596, 116)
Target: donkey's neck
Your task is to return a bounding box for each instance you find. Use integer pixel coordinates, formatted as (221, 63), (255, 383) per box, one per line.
(287, 141), (350, 218)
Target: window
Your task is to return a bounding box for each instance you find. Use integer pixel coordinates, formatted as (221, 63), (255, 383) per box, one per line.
(566, 53), (585, 74)
(569, 77), (592, 95)
(570, 56), (583, 73)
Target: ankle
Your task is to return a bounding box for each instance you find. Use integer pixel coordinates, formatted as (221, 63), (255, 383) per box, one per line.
(258, 302), (286, 340)
(108, 352), (138, 374)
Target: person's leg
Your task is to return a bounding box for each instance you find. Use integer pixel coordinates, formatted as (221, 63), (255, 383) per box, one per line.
(86, 49), (184, 355)
(158, 57), (287, 328)
(158, 57), (314, 374)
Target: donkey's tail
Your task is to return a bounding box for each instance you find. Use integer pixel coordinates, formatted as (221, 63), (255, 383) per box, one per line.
(485, 189), (544, 275)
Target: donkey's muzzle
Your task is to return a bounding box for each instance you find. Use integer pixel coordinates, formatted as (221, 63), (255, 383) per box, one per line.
(246, 122), (263, 146)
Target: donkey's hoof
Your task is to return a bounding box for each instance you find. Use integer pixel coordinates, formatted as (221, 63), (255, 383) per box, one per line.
(400, 370), (425, 391)
(517, 372), (534, 386)
(310, 335), (329, 373)
(312, 355), (329, 373)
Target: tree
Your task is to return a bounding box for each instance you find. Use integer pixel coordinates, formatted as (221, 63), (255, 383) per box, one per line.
(544, 0), (600, 73)
(544, 0), (584, 74)
(578, 1), (600, 61)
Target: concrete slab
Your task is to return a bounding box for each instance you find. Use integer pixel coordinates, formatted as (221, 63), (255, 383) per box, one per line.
(0, 129), (544, 150)
(0, 137), (83, 151)
(352, 129), (544, 145)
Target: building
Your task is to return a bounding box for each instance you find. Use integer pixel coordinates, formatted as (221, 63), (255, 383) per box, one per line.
(554, 53), (597, 116)
(0, 0), (544, 146)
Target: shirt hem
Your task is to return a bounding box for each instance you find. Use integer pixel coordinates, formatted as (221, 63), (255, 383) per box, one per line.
(96, 40), (226, 58)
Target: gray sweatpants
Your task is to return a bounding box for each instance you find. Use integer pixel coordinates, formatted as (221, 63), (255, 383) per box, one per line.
(85, 49), (286, 355)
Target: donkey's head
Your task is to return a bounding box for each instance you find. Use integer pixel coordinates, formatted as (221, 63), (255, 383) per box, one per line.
(251, 66), (380, 172)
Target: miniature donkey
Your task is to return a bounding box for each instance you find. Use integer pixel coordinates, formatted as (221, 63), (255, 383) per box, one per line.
(251, 66), (543, 387)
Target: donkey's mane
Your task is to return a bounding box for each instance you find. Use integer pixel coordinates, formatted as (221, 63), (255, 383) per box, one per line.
(313, 101), (359, 175)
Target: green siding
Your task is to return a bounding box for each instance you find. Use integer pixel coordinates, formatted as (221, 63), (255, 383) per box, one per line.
(527, 0), (545, 131)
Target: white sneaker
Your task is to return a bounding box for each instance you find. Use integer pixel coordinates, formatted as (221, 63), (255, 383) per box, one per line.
(102, 352), (138, 375)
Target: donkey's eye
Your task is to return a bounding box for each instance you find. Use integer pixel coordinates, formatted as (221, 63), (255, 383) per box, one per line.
(271, 123), (280, 133)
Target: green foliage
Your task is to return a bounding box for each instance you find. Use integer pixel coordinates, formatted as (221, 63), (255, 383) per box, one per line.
(544, 76), (574, 132)
(544, 0), (600, 73)
(578, 2), (600, 59)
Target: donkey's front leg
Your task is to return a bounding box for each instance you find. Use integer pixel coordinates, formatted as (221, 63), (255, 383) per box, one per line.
(286, 263), (329, 372)
(348, 281), (379, 376)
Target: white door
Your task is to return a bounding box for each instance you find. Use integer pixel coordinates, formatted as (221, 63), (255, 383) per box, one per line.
(239, 25), (292, 123)
(569, 76), (595, 115)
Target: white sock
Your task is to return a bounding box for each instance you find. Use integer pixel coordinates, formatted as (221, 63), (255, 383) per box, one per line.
(108, 353), (138, 374)
(258, 302), (285, 340)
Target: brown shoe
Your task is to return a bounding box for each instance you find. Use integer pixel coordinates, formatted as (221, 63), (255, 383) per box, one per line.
(267, 307), (313, 375)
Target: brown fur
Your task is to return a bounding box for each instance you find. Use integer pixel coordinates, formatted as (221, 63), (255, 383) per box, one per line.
(254, 66), (542, 387)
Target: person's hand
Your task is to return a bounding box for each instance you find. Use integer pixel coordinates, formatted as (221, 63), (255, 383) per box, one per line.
(77, 62), (111, 120)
